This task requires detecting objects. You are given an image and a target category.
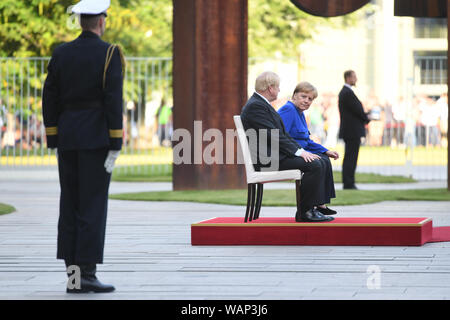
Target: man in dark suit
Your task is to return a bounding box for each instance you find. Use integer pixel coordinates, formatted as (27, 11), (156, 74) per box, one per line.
(42, 0), (123, 293)
(338, 70), (370, 189)
(240, 71), (334, 222)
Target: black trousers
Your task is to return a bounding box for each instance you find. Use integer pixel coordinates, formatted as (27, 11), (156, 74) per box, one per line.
(279, 153), (336, 214)
(342, 138), (361, 188)
(56, 148), (111, 265)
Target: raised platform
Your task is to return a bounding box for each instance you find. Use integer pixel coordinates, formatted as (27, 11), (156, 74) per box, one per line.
(191, 217), (435, 246)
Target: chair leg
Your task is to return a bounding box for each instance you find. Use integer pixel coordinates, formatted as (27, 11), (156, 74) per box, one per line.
(295, 179), (302, 214)
(254, 183), (263, 220)
(248, 184), (257, 222)
(244, 184), (255, 223)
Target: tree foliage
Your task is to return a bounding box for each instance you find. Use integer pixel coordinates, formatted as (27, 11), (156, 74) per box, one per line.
(0, 0), (75, 57)
(248, 0), (359, 58)
(0, 0), (362, 58)
(104, 0), (172, 57)
(0, 0), (173, 120)
(0, 0), (172, 57)
(0, 0), (361, 116)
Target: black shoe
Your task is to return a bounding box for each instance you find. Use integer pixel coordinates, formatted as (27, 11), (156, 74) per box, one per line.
(343, 185), (358, 190)
(296, 209), (334, 222)
(295, 210), (302, 222)
(66, 276), (115, 293)
(316, 206), (337, 215)
(66, 264), (115, 293)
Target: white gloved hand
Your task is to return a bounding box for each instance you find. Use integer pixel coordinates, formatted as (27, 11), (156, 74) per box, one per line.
(104, 150), (120, 173)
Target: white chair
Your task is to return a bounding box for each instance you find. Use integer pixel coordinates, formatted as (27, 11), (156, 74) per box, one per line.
(233, 115), (302, 222)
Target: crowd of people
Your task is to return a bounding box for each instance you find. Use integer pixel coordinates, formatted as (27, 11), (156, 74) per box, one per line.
(1, 92), (447, 153)
(0, 101), (45, 152)
(274, 91), (448, 149)
(0, 97), (173, 152)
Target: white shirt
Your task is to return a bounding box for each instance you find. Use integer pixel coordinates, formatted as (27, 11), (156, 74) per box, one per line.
(344, 83), (353, 90)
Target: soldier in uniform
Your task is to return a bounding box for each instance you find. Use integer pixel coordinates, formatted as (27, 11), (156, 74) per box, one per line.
(42, 0), (124, 293)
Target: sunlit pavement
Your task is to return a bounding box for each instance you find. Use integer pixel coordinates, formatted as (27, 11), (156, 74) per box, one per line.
(0, 173), (449, 300)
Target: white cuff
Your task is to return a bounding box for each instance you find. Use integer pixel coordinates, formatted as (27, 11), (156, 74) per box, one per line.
(295, 148), (304, 157)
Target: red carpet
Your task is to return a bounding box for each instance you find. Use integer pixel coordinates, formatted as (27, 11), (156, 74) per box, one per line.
(429, 226), (450, 243)
(191, 217), (441, 246)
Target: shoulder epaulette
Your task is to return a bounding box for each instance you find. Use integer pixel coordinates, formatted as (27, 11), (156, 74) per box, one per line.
(103, 44), (126, 89)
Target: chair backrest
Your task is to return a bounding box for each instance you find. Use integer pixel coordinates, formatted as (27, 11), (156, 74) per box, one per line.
(233, 115), (255, 181)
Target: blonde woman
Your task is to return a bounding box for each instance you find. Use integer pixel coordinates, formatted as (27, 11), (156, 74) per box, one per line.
(278, 82), (339, 217)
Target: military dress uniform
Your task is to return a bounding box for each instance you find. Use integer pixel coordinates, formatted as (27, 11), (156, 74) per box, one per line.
(42, 0), (124, 292)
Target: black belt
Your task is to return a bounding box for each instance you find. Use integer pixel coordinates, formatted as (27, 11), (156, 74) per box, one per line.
(63, 100), (103, 110)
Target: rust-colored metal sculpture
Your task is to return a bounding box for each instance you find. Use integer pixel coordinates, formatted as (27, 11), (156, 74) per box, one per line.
(172, 0), (450, 190)
(172, 0), (247, 190)
(394, 0), (447, 17)
(290, 0), (370, 17)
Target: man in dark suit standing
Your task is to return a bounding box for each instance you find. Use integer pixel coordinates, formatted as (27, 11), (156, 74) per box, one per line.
(240, 72), (334, 222)
(338, 70), (370, 189)
(43, 0), (124, 293)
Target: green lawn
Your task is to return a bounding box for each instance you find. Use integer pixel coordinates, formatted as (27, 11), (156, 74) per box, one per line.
(112, 165), (172, 182)
(112, 165), (416, 184)
(332, 171), (415, 183)
(110, 165), (429, 206)
(110, 188), (450, 207)
(0, 203), (16, 216)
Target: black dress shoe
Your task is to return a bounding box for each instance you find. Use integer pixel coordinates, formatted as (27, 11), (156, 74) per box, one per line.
(66, 264), (115, 293)
(66, 276), (115, 293)
(316, 206), (337, 215)
(296, 209), (334, 222)
(343, 185), (358, 190)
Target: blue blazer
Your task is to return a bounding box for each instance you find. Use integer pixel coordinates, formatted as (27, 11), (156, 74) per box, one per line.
(278, 101), (327, 154)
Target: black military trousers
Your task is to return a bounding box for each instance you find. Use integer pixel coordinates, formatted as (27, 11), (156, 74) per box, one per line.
(279, 153), (336, 214)
(342, 138), (361, 188)
(56, 148), (111, 265)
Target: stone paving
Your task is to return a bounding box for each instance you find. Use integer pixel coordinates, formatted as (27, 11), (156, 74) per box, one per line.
(0, 173), (449, 300)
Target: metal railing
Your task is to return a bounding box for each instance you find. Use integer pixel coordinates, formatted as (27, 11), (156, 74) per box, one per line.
(1, 57), (49, 165)
(0, 57), (173, 176)
(0, 56), (447, 181)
